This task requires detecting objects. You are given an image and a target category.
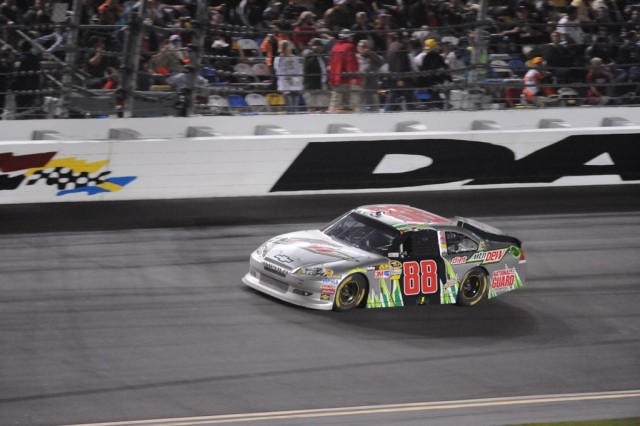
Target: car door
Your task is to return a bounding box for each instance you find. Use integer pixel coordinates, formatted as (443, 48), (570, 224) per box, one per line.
(399, 229), (447, 305)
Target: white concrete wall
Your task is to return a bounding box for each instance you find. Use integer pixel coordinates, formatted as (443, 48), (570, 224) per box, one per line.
(1, 110), (638, 204)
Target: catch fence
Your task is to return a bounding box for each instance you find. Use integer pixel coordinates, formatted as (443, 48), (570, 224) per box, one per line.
(0, 4), (638, 119)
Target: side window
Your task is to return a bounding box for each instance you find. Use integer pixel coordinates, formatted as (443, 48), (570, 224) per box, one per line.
(445, 232), (478, 255)
(406, 231), (440, 258)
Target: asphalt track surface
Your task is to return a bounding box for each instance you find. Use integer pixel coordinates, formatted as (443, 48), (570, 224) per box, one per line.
(1, 185), (639, 426)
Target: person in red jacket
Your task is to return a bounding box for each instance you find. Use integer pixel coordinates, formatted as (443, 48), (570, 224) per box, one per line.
(327, 29), (361, 113)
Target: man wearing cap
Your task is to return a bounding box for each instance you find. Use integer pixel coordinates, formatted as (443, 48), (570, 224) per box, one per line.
(522, 56), (555, 107)
(328, 29), (361, 113)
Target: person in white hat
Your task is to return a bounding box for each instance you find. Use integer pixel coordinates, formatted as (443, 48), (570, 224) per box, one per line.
(327, 29), (362, 113)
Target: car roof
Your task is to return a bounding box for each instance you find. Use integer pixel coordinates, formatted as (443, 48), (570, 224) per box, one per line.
(354, 204), (453, 231)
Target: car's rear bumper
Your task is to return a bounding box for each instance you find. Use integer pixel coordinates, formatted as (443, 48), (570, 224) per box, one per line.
(242, 270), (334, 310)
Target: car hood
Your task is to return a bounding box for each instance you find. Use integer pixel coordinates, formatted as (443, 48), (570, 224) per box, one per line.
(262, 230), (379, 271)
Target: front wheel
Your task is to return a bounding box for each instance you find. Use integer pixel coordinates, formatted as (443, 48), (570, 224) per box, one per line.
(333, 274), (367, 312)
(456, 268), (488, 307)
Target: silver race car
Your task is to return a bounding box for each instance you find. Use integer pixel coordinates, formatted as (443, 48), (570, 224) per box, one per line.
(243, 205), (526, 311)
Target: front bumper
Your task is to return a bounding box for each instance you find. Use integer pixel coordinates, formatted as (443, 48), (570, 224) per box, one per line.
(242, 254), (334, 310)
(242, 271), (334, 310)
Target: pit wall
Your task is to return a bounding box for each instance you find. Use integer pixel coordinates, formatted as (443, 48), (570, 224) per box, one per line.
(0, 108), (638, 204)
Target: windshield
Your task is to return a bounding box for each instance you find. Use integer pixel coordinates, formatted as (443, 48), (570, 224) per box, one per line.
(322, 212), (399, 255)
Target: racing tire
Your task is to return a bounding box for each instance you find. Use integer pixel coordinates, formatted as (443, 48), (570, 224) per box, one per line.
(333, 274), (367, 312)
(456, 268), (488, 307)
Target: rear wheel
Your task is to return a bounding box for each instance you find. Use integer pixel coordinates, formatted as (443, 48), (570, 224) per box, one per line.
(333, 274), (367, 312)
(456, 268), (488, 307)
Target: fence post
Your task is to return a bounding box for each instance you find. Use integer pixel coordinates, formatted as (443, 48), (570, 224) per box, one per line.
(61, 0), (83, 118)
(120, 0), (147, 118)
(183, 0), (207, 117)
(469, 0), (489, 86)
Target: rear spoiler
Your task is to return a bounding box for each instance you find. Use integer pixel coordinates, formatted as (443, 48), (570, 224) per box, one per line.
(454, 216), (522, 247)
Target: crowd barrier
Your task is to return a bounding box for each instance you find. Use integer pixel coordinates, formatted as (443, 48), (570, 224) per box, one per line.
(0, 108), (638, 205)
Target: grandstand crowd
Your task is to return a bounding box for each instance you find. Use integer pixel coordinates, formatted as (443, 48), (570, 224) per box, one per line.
(0, 0), (639, 117)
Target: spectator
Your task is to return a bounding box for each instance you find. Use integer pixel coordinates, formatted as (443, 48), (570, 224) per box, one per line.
(356, 39), (384, 111)
(415, 38), (450, 108)
(441, 40), (465, 82)
(292, 11), (318, 52)
(557, 5), (586, 45)
(260, 24), (290, 68)
(544, 30), (576, 84)
(281, 0), (309, 28)
(324, 0), (353, 32)
(0, 45), (13, 117)
(236, 0), (265, 29)
(625, 6), (640, 35)
(384, 31), (417, 112)
(0, 0), (21, 25)
(521, 56), (555, 107)
(11, 39), (41, 117)
(274, 39), (304, 113)
(351, 11), (374, 48)
(409, 0), (441, 29)
(570, 0), (594, 24)
(150, 35), (188, 77)
(590, 5), (619, 42)
(35, 24), (67, 59)
(302, 38), (330, 112)
(615, 31), (640, 81)
(23, 2), (52, 26)
(145, 0), (169, 27)
(436, 1), (463, 31)
(167, 64), (207, 91)
(371, 9), (396, 54)
(262, 1), (284, 25)
(97, 0), (122, 25)
(85, 36), (120, 89)
(327, 28), (361, 113)
(585, 56), (614, 104)
(584, 35), (615, 64)
(499, 5), (547, 48)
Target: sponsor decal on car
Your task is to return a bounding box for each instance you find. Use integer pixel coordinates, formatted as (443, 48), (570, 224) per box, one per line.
(374, 270), (392, 278)
(491, 268), (517, 289)
(488, 267), (524, 298)
(263, 262), (288, 277)
(320, 284), (336, 294)
(467, 249), (507, 264)
(320, 294), (331, 301)
(274, 254), (293, 263)
(389, 260), (402, 269)
(322, 278), (340, 285)
(451, 256), (467, 265)
(366, 278), (404, 308)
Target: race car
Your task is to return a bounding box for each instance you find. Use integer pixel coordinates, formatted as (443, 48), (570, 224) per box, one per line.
(242, 205), (526, 311)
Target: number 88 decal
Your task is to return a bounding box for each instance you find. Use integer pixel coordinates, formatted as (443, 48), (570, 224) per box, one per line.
(403, 260), (438, 295)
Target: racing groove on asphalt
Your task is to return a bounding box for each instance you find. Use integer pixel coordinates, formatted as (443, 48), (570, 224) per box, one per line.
(0, 185), (638, 425)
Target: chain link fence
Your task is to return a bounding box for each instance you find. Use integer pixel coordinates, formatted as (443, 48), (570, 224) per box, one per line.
(1, 2), (639, 120)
